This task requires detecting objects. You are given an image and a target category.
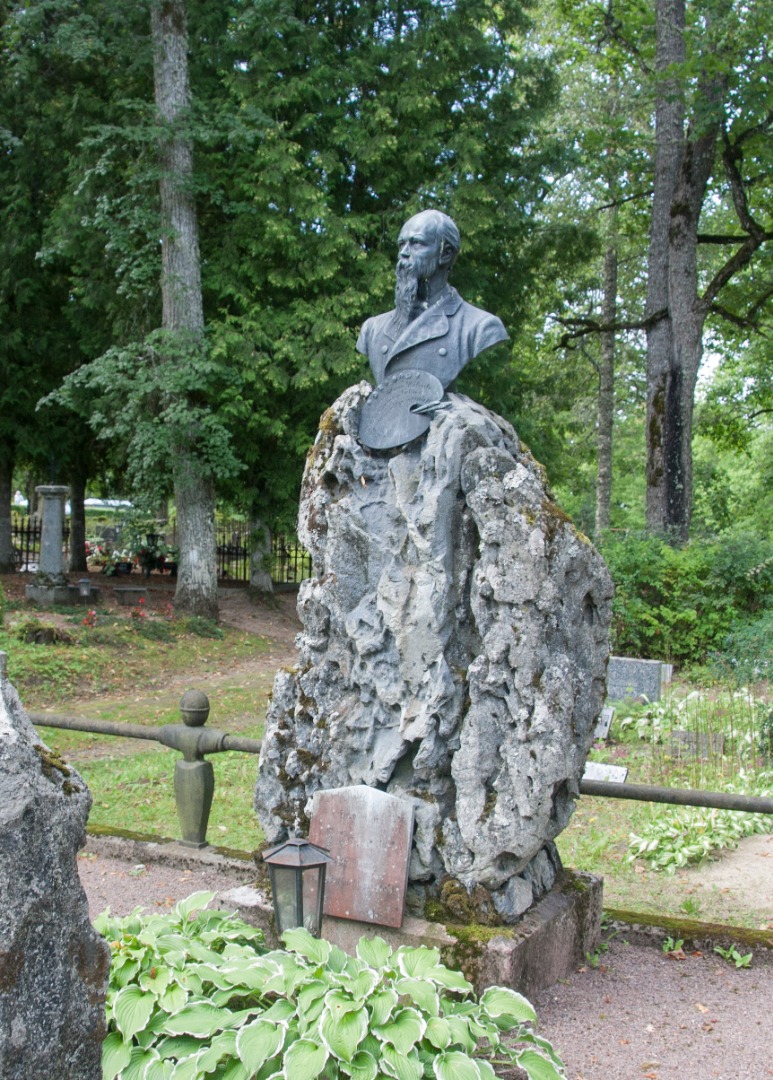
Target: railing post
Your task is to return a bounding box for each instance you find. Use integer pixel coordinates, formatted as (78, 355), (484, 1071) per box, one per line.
(158, 691), (227, 848)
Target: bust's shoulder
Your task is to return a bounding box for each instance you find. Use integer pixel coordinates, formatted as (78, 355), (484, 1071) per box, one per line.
(357, 310), (395, 354)
(452, 294), (509, 348)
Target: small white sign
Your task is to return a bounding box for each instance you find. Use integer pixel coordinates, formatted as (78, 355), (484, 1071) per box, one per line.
(582, 761), (628, 783)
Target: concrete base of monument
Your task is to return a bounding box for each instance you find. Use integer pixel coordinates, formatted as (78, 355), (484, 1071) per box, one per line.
(25, 583), (73, 606)
(220, 869), (603, 1000)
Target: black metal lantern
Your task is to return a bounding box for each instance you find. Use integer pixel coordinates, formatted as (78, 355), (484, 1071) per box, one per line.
(78, 578), (92, 598)
(262, 837), (332, 938)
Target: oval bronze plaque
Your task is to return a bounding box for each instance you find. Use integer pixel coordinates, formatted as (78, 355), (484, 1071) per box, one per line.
(358, 371), (445, 451)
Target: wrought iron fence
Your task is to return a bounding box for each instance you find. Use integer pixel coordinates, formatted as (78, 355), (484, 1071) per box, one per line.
(9, 516), (311, 586)
(10, 516), (70, 571)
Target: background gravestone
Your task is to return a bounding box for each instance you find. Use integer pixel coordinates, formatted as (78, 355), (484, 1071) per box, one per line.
(0, 654), (109, 1079)
(255, 386), (613, 921)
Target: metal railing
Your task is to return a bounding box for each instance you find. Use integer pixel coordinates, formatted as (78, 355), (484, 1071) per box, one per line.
(30, 705), (773, 849)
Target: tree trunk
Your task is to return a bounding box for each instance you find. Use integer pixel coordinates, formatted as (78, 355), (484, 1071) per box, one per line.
(0, 446), (15, 573)
(595, 207), (618, 538)
(68, 472), (88, 573)
(645, 0), (721, 542)
(151, 0), (217, 619)
(248, 516), (274, 596)
(645, 0), (686, 538)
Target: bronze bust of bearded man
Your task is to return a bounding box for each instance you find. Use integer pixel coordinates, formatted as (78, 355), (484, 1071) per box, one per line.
(357, 210), (508, 450)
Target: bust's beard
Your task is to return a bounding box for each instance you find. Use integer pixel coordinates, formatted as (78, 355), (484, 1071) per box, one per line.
(394, 267), (418, 333)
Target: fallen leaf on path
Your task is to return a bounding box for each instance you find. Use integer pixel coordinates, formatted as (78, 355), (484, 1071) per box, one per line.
(696, 1003), (709, 1013)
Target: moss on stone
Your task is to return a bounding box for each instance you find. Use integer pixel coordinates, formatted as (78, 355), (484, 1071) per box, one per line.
(34, 743), (71, 783)
(604, 907), (773, 952)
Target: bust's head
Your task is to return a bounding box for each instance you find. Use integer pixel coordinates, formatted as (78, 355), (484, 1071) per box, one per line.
(394, 211), (460, 327)
(397, 210), (460, 277)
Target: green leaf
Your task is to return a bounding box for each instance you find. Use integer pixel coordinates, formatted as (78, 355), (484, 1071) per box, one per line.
(113, 984), (157, 1040)
(480, 986), (536, 1024)
(423, 1016), (452, 1050)
(515, 1048), (567, 1080)
(102, 1030), (132, 1080)
(159, 982), (188, 1014)
(379, 1043), (423, 1080)
(356, 936), (392, 969)
(393, 977), (440, 1016)
(320, 1003), (368, 1062)
(282, 1038), (328, 1079)
(282, 927), (332, 965)
(162, 1002), (233, 1037)
(338, 968), (379, 1001)
(444, 1015), (476, 1052)
(342, 1050), (378, 1080)
(156, 1035), (203, 1061)
(367, 989), (397, 1028)
(395, 946), (441, 979)
(297, 978), (329, 1013)
(236, 1019), (285, 1074)
(425, 966), (473, 993)
(196, 1029), (237, 1073)
(121, 1045), (161, 1080)
(374, 1007), (426, 1055)
(139, 966), (173, 996)
(144, 1060), (175, 1080)
(174, 892), (216, 920)
(324, 989), (366, 1017)
(432, 1051), (481, 1080)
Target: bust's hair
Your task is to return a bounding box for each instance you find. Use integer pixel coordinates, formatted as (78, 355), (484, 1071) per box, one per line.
(411, 209), (461, 264)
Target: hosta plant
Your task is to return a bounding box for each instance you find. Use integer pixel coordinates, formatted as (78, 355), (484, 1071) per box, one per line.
(98, 892), (566, 1079)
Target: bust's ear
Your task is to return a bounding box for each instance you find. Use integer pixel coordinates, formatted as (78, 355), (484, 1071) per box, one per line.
(438, 240), (456, 269)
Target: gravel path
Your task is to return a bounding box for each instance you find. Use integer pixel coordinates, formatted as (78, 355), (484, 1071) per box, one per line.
(78, 837), (773, 1079)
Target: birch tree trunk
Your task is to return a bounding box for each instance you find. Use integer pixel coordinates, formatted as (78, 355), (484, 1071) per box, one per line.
(151, 0), (217, 618)
(595, 206), (618, 538)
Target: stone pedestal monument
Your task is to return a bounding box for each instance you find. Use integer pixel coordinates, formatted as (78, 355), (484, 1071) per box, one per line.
(25, 484), (71, 606)
(255, 211), (613, 922)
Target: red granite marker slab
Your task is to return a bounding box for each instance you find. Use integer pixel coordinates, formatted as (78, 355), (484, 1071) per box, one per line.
(309, 786), (414, 928)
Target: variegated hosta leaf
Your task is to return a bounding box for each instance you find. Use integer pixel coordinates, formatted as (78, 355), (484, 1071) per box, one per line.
(374, 1007), (427, 1055)
(235, 1018), (285, 1074)
(320, 1002), (368, 1061)
(282, 1037), (329, 1080)
(479, 986), (537, 1024)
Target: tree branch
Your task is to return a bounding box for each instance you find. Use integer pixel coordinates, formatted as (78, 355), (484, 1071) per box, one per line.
(594, 188), (654, 214)
(552, 309), (666, 350)
(698, 232), (773, 245)
(710, 283), (773, 332)
(696, 124), (771, 312)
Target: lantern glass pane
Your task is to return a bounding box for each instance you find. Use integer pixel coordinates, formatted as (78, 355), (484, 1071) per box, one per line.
(302, 867), (322, 935)
(270, 865), (300, 934)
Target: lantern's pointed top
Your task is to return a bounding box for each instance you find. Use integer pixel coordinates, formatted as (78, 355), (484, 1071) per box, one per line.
(262, 837), (332, 868)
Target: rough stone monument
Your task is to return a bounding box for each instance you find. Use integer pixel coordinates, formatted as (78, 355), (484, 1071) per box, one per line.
(0, 653), (109, 1078)
(255, 210), (613, 923)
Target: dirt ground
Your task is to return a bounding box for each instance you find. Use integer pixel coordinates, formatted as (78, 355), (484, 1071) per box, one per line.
(76, 836), (773, 1080)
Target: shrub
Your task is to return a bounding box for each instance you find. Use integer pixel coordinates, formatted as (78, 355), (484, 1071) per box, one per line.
(600, 531), (773, 666)
(98, 893), (566, 1080)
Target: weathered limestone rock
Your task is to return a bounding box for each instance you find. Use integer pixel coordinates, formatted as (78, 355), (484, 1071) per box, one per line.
(0, 655), (109, 1078)
(255, 386), (613, 920)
